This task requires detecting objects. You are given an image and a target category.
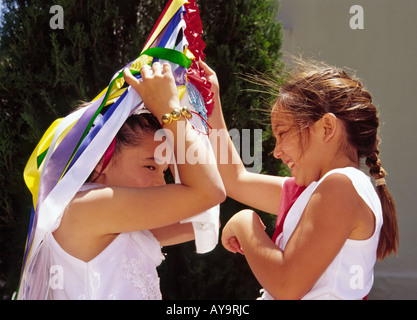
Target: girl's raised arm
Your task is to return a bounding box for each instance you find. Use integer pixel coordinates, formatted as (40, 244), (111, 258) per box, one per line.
(65, 63), (226, 236)
(201, 61), (285, 215)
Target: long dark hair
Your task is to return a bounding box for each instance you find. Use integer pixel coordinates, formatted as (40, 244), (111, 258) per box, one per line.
(274, 61), (398, 260)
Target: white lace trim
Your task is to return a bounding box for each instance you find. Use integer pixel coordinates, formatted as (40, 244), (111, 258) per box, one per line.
(119, 255), (162, 300)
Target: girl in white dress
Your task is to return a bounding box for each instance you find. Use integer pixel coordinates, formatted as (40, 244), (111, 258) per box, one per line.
(202, 59), (398, 300)
(21, 62), (225, 300)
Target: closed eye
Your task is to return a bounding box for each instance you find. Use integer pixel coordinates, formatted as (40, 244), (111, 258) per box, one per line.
(273, 124), (289, 139)
(277, 130), (288, 139)
(145, 165), (170, 176)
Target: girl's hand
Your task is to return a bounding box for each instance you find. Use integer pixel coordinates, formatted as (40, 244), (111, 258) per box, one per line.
(198, 59), (219, 98)
(124, 62), (180, 119)
(221, 210), (267, 255)
(221, 217), (244, 255)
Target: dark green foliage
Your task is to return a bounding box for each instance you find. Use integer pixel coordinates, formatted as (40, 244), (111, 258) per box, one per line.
(0, 0), (166, 299)
(0, 0), (286, 299)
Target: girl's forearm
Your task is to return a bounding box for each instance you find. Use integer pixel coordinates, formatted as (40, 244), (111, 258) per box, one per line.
(151, 222), (195, 246)
(208, 96), (247, 192)
(224, 210), (292, 299)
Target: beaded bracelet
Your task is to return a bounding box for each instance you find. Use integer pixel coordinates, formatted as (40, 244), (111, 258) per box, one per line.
(161, 106), (193, 126)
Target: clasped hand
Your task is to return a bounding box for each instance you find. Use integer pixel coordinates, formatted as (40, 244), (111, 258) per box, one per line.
(123, 62), (180, 119)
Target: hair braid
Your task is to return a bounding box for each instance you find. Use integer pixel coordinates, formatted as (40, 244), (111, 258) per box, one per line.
(366, 147), (386, 179)
(366, 146), (399, 260)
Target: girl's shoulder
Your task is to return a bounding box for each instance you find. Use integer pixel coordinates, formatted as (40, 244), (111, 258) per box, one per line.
(314, 167), (374, 210)
(316, 167), (379, 210)
(310, 167), (380, 237)
(313, 171), (362, 206)
(319, 167), (370, 186)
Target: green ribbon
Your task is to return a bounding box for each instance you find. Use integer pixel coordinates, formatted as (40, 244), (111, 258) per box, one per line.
(142, 47), (192, 68)
(56, 47), (191, 178)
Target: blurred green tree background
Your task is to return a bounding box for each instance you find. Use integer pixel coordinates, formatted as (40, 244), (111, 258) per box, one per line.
(0, 0), (287, 299)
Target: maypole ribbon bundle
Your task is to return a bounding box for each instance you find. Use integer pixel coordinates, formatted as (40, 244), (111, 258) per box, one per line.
(17, 0), (218, 299)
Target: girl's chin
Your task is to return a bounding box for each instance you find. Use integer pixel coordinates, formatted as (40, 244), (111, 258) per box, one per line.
(293, 175), (307, 187)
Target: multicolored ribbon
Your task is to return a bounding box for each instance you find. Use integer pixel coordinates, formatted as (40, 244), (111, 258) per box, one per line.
(17, 0), (217, 299)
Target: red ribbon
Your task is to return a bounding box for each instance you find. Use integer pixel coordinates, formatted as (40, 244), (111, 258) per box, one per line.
(272, 177), (306, 243)
(91, 137), (116, 182)
(184, 0), (214, 115)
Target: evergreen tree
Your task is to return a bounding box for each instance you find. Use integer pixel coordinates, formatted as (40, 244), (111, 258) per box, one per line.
(0, 0), (285, 299)
(0, 0), (165, 299)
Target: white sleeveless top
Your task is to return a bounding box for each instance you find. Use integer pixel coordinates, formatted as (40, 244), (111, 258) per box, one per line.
(48, 230), (164, 300)
(263, 167), (382, 300)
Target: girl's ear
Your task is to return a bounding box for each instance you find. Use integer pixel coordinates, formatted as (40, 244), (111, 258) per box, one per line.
(321, 113), (338, 142)
(90, 138), (116, 182)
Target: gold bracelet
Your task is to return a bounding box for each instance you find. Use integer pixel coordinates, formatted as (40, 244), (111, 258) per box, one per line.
(161, 107), (192, 126)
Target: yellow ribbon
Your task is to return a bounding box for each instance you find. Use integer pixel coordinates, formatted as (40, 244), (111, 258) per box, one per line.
(23, 118), (63, 208)
(142, 0), (188, 53)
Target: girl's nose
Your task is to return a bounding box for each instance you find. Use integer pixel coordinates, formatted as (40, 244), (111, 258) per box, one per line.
(273, 142), (283, 159)
(152, 175), (166, 187)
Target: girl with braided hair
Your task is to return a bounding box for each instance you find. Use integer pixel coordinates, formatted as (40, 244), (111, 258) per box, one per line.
(202, 59), (398, 300)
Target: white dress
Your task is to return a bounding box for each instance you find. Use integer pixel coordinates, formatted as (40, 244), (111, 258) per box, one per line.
(48, 230), (164, 300)
(261, 167), (383, 300)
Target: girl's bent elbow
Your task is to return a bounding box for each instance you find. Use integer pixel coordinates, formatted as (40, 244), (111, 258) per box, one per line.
(212, 184), (227, 205)
(206, 183), (226, 207)
(266, 276), (307, 300)
(268, 281), (307, 300)
(218, 186), (227, 203)
(269, 287), (304, 300)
